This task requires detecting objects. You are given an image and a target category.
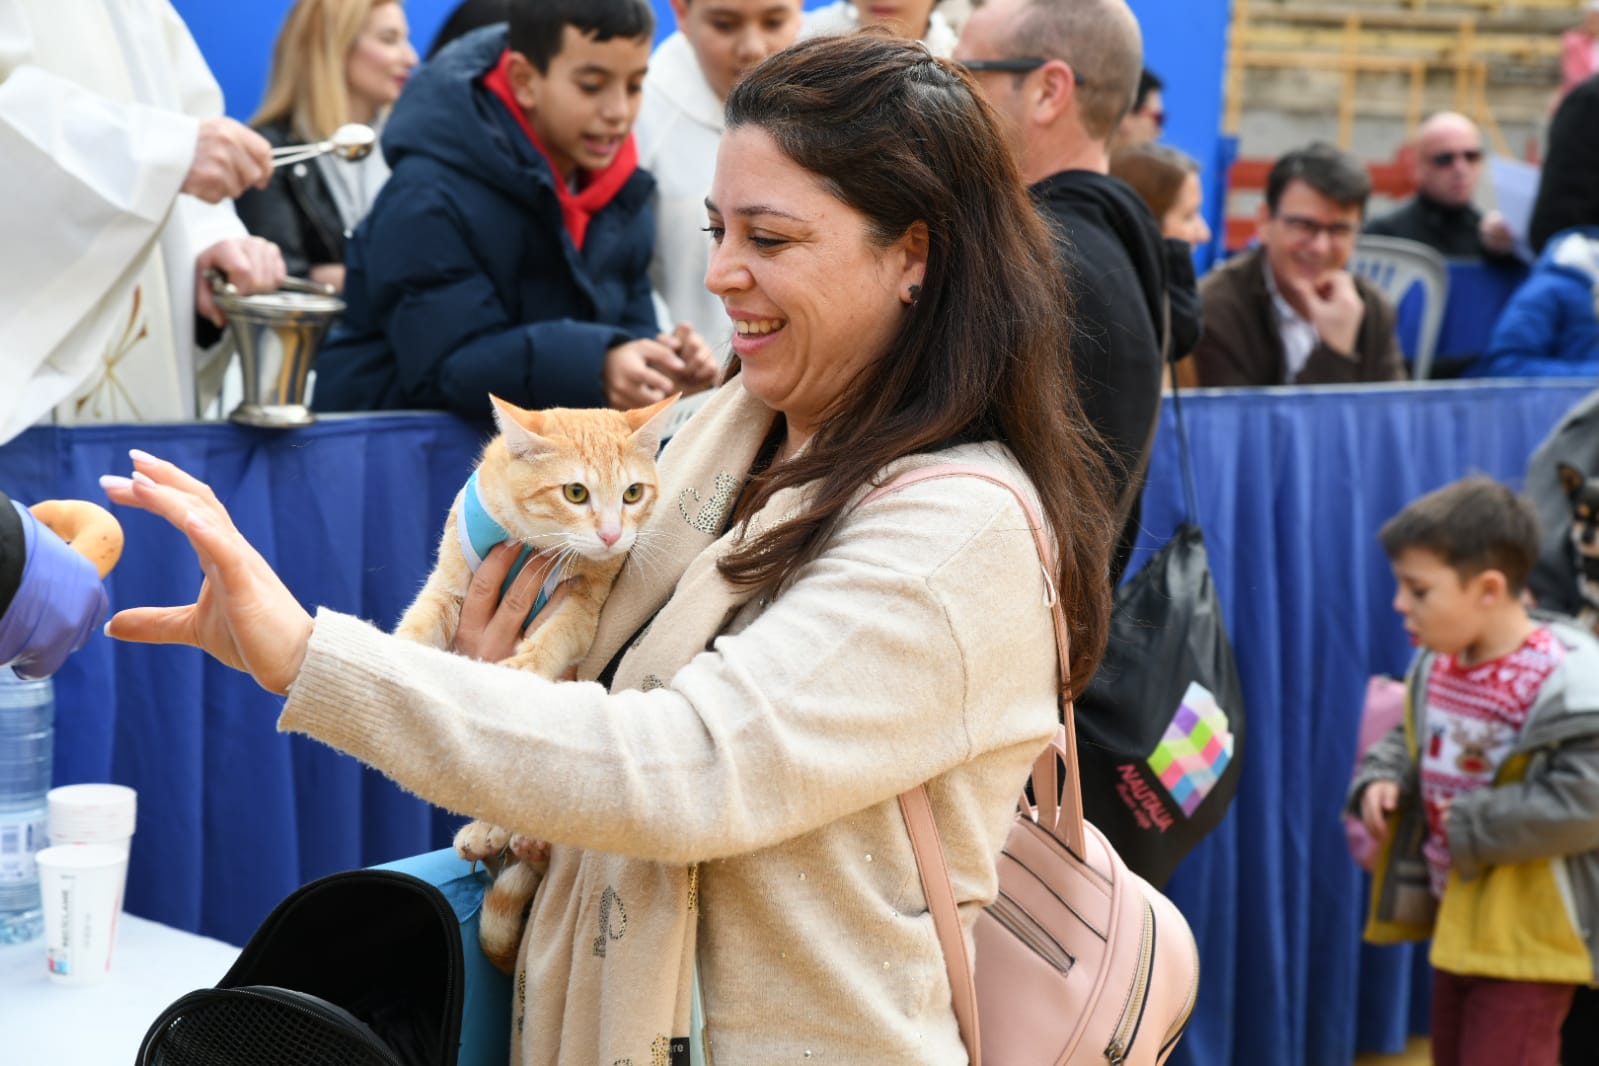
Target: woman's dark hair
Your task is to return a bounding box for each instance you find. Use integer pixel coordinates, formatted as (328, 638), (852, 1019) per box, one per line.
(426, 0), (509, 60)
(719, 33), (1115, 693)
(508, 0), (653, 73)
(1109, 142), (1198, 224)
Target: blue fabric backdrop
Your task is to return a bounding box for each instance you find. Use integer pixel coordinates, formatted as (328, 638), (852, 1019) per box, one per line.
(1, 380), (1591, 1062)
(1133, 381), (1592, 1065)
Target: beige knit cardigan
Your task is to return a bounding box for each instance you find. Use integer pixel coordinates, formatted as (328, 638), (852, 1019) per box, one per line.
(280, 378), (1062, 1064)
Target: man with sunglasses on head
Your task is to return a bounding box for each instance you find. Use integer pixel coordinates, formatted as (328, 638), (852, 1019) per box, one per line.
(1366, 112), (1516, 261)
(1194, 142), (1404, 387)
(956, 0), (1192, 584)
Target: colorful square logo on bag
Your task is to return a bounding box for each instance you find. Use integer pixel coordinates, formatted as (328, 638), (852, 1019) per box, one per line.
(1146, 682), (1235, 817)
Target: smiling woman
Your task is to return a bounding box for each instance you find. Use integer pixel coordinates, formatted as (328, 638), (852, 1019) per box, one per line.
(102, 32), (1117, 1066)
(236, 0), (418, 290)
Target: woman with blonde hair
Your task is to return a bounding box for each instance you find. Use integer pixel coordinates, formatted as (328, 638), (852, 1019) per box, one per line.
(236, 0), (417, 292)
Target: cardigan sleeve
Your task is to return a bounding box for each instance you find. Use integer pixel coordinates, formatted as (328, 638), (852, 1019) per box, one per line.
(279, 476), (1059, 865)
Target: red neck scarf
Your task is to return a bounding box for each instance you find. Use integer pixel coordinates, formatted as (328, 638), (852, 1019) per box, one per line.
(482, 49), (639, 251)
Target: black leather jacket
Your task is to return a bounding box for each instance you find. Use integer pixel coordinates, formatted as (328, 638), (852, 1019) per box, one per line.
(235, 119), (349, 278)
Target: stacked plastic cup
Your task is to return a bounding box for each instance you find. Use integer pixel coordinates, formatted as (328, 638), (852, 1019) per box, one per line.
(46, 785), (137, 859)
(40, 786), (136, 985)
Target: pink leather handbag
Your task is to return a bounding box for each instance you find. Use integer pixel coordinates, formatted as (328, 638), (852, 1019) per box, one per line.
(868, 465), (1201, 1066)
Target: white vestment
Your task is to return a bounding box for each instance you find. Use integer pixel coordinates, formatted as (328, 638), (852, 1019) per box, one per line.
(0, 0), (245, 444)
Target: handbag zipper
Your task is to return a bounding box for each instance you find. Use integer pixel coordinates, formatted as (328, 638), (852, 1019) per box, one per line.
(988, 891), (1075, 974)
(1104, 900), (1155, 1065)
(1158, 962), (1201, 1060)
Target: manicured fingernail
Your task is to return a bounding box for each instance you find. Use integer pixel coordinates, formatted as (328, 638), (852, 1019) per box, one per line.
(99, 475), (132, 491)
(102, 621), (116, 638)
(131, 471), (156, 486)
(186, 511), (210, 533)
(129, 449), (158, 464)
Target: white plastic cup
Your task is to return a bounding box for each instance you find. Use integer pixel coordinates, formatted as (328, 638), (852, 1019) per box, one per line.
(47, 784), (136, 858)
(35, 844), (128, 985)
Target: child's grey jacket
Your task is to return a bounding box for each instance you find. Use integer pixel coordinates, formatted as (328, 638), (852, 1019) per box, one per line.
(1348, 619), (1599, 982)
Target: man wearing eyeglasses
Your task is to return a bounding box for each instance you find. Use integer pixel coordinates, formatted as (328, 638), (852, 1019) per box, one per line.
(1193, 142), (1404, 387)
(955, 0), (1189, 584)
(1365, 112), (1516, 260)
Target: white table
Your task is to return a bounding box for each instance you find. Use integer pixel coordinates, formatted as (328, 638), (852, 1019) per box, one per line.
(0, 912), (240, 1064)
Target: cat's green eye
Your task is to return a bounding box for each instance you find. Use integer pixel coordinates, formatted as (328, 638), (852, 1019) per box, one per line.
(564, 483), (589, 504)
(623, 484), (643, 504)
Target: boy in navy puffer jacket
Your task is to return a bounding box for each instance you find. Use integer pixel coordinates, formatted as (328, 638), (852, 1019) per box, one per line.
(312, 0), (718, 420)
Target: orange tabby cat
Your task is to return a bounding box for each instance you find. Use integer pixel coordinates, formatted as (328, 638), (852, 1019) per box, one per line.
(394, 392), (676, 973)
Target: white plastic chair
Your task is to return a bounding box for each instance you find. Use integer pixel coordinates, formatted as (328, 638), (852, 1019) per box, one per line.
(1349, 235), (1450, 380)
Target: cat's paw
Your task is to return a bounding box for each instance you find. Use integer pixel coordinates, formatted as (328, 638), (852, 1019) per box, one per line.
(454, 820), (512, 862)
(508, 834), (551, 868)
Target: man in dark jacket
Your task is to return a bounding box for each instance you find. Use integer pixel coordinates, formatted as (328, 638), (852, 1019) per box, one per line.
(312, 0), (717, 421)
(1195, 143), (1405, 387)
(1365, 112), (1517, 261)
(1531, 74), (1599, 256)
(956, 0), (1188, 582)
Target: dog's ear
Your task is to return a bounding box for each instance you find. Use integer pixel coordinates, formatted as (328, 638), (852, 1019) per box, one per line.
(1558, 462), (1587, 501)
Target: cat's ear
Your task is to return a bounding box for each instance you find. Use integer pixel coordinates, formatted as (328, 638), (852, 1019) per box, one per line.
(625, 393), (681, 456)
(490, 394), (555, 460)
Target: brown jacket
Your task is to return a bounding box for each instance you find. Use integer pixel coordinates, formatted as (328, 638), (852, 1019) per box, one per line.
(1194, 247), (1406, 386)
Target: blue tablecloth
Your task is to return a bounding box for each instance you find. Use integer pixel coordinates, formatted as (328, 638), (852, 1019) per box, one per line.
(1, 381), (1590, 1063)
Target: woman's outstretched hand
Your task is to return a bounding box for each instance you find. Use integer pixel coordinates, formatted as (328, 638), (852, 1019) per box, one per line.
(100, 450), (314, 695)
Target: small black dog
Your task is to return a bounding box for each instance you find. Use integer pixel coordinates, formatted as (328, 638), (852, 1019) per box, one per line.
(1557, 462), (1599, 631)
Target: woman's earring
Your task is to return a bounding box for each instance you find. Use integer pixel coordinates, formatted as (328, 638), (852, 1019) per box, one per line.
(907, 283), (922, 306)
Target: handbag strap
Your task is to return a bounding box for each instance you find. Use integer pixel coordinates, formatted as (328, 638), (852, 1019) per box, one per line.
(1168, 365), (1201, 526)
(861, 462), (1083, 1066)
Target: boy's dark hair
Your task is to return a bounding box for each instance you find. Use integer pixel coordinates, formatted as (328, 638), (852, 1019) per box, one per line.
(509, 0), (654, 73)
(1379, 477), (1541, 592)
(1264, 141), (1372, 215)
(1134, 69), (1163, 112)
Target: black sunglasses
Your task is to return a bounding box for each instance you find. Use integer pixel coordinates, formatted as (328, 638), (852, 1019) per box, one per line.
(957, 57), (1090, 87)
(1428, 148), (1483, 168)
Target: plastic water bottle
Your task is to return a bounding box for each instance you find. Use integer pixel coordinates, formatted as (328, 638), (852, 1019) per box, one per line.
(0, 669), (53, 943)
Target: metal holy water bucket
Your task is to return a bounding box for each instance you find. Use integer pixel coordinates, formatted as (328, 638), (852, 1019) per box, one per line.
(212, 275), (345, 428)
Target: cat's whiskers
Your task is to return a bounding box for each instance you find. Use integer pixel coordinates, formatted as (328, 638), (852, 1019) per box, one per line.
(622, 528), (673, 579)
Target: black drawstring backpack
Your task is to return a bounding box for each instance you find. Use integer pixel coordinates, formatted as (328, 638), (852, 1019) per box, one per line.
(1074, 381), (1247, 889)
(135, 853), (509, 1066)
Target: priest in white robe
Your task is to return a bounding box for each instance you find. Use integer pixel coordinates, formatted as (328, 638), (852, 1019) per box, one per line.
(0, 0), (287, 444)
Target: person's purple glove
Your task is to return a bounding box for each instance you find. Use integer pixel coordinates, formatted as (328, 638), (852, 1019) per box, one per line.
(0, 501), (109, 680)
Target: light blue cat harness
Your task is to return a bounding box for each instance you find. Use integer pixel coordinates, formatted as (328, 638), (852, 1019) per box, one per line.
(457, 470), (563, 629)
